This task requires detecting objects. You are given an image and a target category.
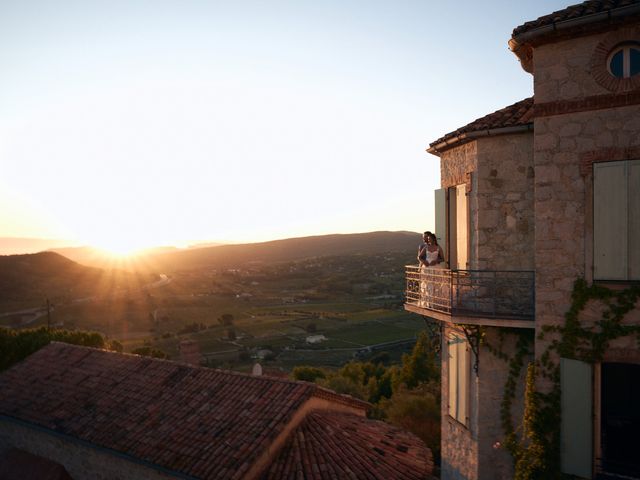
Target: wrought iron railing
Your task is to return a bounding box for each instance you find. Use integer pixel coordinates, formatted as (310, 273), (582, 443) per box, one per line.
(405, 266), (535, 320)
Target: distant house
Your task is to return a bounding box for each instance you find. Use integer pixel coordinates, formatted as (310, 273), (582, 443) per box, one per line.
(406, 1), (640, 479)
(305, 334), (327, 344)
(0, 342), (435, 479)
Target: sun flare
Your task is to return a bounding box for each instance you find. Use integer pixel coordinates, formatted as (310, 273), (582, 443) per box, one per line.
(90, 237), (151, 258)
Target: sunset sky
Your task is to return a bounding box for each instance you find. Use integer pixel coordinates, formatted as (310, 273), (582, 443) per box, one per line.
(0, 0), (569, 254)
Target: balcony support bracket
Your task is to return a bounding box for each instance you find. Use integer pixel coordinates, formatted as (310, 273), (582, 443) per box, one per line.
(461, 325), (481, 375)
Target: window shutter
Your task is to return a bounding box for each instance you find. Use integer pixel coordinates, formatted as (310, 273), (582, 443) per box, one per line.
(628, 160), (640, 279)
(435, 188), (447, 255)
(458, 340), (469, 424)
(560, 358), (593, 479)
(448, 337), (458, 419)
(594, 161), (627, 279)
(455, 185), (468, 269)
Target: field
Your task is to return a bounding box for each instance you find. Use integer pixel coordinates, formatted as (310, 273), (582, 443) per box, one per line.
(2, 250), (424, 372)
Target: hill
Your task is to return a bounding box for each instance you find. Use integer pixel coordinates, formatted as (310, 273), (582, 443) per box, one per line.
(0, 237), (79, 255)
(54, 231), (420, 272)
(0, 252), (150, 312)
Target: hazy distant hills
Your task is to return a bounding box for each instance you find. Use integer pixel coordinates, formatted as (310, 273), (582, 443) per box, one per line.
(0, 252), (103, 310)
(0, 252), (151, 311)
(0, 231), (420, 310)
(53, 231), (421, 272)
(0, 237), (79, 255)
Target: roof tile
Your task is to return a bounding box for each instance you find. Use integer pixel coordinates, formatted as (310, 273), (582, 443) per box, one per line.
(512, 0), (640, 37)
(262, 412), (435, 480)
(0, 343), (319, 479)
(429, 97), (533, 151)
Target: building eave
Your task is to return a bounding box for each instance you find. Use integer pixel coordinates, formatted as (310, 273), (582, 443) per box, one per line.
(509, 3), (640, 73)
(427, 123), (534, 156)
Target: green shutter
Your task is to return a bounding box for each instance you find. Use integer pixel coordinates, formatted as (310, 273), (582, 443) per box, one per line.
(435, 188), (447, 256)
(628, 160), (640, 279)
(560, 358), (592, 479)
(594, 161), (628, 280)
(448, 336), (458, 419)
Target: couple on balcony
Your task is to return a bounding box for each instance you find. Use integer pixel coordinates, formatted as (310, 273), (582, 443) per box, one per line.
(418, 231), (444, 269)
(418, 231), (445, 310)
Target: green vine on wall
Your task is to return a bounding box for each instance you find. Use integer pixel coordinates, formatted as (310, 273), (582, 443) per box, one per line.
(486, 278), (640, 480)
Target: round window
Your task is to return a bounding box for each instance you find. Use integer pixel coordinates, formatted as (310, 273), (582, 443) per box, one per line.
(608, 43), (640, 78)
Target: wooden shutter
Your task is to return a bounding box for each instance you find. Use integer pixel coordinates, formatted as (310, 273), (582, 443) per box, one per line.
(594, 161), (627, 280)
(448, 336), (458, 419)
(629, 160), (640, 279)
(455, 185), (468, 270)
(458, 339), (469, 425)
(435, 188), (447, 256)
(561, 358), (593, 479)
(448, 335), (469, 425)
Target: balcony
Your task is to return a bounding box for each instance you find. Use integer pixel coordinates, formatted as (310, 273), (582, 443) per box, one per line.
(404, 266), (535, 328)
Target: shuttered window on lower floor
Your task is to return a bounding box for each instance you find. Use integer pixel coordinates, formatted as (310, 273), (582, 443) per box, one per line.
(448, 334), (469, 426)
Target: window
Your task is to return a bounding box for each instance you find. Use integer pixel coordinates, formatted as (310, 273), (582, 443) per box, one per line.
(593, 160), (640, 280)
(448, 334), (469, 425)
(435, 183), (469, 270)
(608, 43), (640, 79)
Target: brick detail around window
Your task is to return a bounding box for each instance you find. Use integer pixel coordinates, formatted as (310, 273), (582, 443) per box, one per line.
(579, 146), (640, 176)
(534, 91), (640, 118)
(590, 26), (640, 93)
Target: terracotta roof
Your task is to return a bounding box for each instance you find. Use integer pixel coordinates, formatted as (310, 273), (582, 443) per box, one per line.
(512, 0), (640, 39)
(428, 97), (533, 154)
(0, 342), (369, 479)
(262, 412), (435, 480)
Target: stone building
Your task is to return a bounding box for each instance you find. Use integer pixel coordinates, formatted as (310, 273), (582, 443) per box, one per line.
(0, 342), (435, 479)
(405, 1), (640, 479)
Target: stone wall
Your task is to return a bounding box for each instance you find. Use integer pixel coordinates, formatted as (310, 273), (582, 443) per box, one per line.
(534, 26), (640, 103)
(0, 420), (175, 480)
(533, 105), (640, 361)
(532, 25), (640, 394)
(441, 324), (478, 480)
(441, 142), (477, 189)
(476, 134), (535, 271)
(476, 328), (532, 480)
(440, 325), (532, 480)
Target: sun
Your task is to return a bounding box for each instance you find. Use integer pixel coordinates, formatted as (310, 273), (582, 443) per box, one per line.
(90, 237), (152, 258)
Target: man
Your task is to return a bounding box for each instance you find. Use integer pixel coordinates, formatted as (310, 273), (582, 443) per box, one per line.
(417, 231), (431, 268)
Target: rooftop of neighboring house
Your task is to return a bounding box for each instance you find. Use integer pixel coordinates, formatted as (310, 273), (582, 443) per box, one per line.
(263, 411), (432, 480)
(0, 342), (434, 480)
(428, 97), (534, 155)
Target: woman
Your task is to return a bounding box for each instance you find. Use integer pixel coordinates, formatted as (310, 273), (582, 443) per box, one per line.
(425, 233), (444, 267)
(419, 233), (444, 309)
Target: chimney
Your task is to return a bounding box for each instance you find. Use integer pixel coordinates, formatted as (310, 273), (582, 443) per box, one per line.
(179, 340), (202, 366)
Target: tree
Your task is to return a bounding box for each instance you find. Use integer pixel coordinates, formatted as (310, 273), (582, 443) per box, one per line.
(131, 346), (168, 359)
(292, 366), (326, 382)
(397, 331), (438, 389)
(0, 327), (110, 372)
(218, 314), (234, 326)
(381, 384), (441, 461)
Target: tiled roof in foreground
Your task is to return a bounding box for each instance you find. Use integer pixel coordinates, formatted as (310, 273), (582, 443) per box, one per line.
(263, 411), (435, 480)
(429, 97), (533, 153)
(0, 342), (370, 479)
(512, 0), (640, 38)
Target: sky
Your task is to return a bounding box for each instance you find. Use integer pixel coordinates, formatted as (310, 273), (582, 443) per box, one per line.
(0, 0), (570, 254)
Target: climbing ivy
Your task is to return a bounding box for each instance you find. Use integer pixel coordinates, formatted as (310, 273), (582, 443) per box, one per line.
(486, 278), (640, 480)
